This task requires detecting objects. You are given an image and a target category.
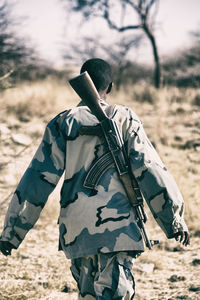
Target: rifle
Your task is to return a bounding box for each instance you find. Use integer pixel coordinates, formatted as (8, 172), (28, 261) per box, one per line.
(69, 71), (159, 250)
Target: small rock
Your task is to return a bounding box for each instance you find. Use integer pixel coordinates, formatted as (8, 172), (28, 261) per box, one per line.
(27, 123), (44, 138)
(61, 281), (77, 293)
(192, 258), (200, 266)
(62, 285), (69, 293)
(11, 133), (32, 146)
(173, 246), (183, 252)
(0, 123), (11, 135)
(0, 157), (10, 170)
(189, 285), (200, 292)
(176, 107), (185, 114)
(194, 230), (200, 237)
(19, 115), (31, 122)
(135, 263), (155, 273)
(174, 135), (182, 141)
(0, 173), (17, 186)
(168, 275), (186, 282)
(38, 281), (49, 288)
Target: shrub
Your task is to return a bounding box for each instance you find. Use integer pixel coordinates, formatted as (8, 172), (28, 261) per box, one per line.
(132, 85), (157, 104)
(193, 94), (200, 106)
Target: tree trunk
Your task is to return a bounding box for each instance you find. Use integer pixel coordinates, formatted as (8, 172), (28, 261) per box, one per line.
(143, 23), (161, 88)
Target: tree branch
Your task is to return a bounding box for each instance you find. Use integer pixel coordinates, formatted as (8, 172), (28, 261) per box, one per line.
(124, 0), (141, 14)
(146, 0), (157, 15)
(104, 3), (141, 32)
(0, 69), (14, 81)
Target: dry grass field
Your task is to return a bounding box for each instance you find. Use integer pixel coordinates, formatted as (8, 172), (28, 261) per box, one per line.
(0, 79), (200, 299)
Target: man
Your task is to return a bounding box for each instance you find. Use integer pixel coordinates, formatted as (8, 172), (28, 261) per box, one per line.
(0, 58), (190, 299)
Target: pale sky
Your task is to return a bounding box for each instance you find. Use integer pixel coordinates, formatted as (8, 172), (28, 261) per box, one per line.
(11, 0), (200, 67)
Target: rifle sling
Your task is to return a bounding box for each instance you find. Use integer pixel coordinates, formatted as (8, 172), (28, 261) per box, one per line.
(79, 124), (103, 137)
(79, 105), (116, 137)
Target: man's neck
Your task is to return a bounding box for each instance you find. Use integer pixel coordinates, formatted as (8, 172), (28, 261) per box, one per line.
(99, 90), (107, 100)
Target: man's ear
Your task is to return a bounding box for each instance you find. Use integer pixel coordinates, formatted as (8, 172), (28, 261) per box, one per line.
(106, 82), (113, 94)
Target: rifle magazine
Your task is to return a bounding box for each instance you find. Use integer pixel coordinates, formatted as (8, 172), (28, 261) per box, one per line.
(83, 152), (114, 189)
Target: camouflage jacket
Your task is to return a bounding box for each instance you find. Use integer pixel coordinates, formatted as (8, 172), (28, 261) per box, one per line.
(0, 100), (188, 259)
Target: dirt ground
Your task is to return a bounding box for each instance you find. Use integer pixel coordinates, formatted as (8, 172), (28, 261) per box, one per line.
(0, 82), (200, 299)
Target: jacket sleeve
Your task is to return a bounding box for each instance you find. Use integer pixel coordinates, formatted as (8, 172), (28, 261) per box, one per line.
(0, 115), (66, 248)
(127, 116), (188, 238)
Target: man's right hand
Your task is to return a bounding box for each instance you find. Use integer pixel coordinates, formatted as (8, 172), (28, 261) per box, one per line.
(0, 241), (15, 256)
(174, 231), (190, 246)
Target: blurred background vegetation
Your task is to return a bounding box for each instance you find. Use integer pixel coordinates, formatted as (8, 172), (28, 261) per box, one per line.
(0, 0), (200, 92)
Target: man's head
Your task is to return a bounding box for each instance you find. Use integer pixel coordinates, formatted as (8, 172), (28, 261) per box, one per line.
(80, 58), (112, 95)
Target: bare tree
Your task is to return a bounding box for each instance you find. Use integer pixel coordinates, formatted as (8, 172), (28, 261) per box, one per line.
(0, 1), (34, 88)
(102, 35), (143, 89)
(63, 33), (143, 89)
(66, 0), (161, 88)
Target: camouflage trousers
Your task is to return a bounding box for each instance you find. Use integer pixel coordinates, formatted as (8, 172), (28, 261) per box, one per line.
(70, 251), (137, 300)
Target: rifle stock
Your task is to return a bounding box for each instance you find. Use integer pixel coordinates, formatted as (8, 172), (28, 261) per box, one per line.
(69, 71), (107, 122)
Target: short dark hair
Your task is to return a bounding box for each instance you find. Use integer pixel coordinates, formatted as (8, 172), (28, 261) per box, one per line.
(80, 58), (112, 91)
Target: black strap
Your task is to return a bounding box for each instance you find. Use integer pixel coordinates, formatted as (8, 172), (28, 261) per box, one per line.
(79, 104), (116, 137)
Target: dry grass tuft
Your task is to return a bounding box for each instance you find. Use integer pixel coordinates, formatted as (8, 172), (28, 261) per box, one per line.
(0, 79), (77, 122)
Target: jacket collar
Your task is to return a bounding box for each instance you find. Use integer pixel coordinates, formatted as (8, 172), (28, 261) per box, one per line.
(77, 99), (108, 107)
